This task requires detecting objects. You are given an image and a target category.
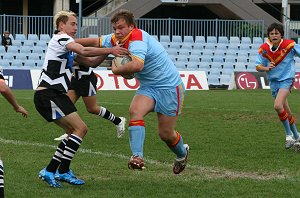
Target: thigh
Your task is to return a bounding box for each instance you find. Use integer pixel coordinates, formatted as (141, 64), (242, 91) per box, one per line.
(54, 112), (87, 137)
(129, 94), (155, 120)
(82, 95), (99, 112)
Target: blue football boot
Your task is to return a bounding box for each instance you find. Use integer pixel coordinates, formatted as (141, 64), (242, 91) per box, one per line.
(55, 169), (85, 185)
(38, 167), (62, 188)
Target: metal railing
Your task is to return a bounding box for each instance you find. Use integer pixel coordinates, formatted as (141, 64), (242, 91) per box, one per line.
(0, 14), (266, 40)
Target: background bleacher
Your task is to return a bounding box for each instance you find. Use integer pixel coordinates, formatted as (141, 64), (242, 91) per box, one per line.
(0, 33), (284, 87)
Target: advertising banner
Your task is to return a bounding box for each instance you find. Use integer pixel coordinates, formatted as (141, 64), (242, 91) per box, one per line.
(3, 69), (33, 89)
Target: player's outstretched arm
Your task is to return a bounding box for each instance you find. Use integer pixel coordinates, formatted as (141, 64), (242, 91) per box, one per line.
(0, 80), (28, 117)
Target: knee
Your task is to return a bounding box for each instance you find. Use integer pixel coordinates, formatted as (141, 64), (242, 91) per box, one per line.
(86, 106), (99, 115)
(274, 103), (283, 113)
(158, 129), (176, 143)
(75, 123), (88, 138)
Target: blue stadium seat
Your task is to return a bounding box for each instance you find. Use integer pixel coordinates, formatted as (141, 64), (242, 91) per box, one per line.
(207, 74), (221, 86)
(28, 53), (40, 60)
(27, 34), (39, 41)
(234, 62), (247, 71)
(178, 48), (190, 56)
(222, 62), (234, 70)
(167, 48), (178, 56)
(253, 37), (263, 44)
(11, 59), (23, 67)
(210, 68), (221, 75)
(221, 68), (234, 75)
(225, 49), (237, 56)
(0, 59), (10, 67)
(199, 62), (211, 73)
(36, 40), (48, 47)
(241, 37), (252, 45)
(16, 53), (28, 61)
(174, 61), (187, 70)
(181, 43), (193, 51)
(6, 46), (19, 53)
(200, 54), (212, 63)
(32, 46), (45, 54)
(193, 43), (204, 50)
(227, 44), (239, 51)
(151, 35), (159, 41)
(3, 52), (15, 60)
(237, 55), (249, 63)
(190, 49), (203, 56)
(216, 43), (227, 50)
(220, 74), (232, 85)
(12, 40), (22, 47)
(224, 55), (236, 63)
(160, 35), (170, 43)
(239, 43), (251, 51)
(204, 43), (216, 50)
(160, 41), (169, 49)
(23, 40), (35, 47)
(229, 36), (240, 45)
(202, 49), (214, 56)
(23, 59), (36, 67)
(0, 46), (5, 54)
(212, 56), (224, 63)
(88, 34), (98, 38)
(20, 46), (32, 53)
(188, 55), (200, 63)
(207, 36), (217, 44)
(169, 42), (181, 49)
(36, 59), (44, 67)
(40, 34), (51, 42)
(183, 36), (194, 43)
(172, 35), (182, 43)
(218, 36), (229, 44)
(238, 50), (249, 56)
(15, 34), (26, 41)
(211, 62), (223, 70)
(194, 36), (205, 44)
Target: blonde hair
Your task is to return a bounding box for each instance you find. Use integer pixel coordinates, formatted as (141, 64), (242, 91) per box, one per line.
(53, 10), (77, 32)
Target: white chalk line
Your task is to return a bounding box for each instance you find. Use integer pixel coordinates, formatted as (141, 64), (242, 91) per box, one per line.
(0, 137), (288, 180)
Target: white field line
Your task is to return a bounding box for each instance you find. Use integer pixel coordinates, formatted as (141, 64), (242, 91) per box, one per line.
(0, 137), (288, 180)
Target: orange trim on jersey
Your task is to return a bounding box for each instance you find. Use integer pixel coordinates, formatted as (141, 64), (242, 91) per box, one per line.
(129, 120), (145, 127)
(110, 28), (143, 49)
(98, 37), (102, 48)
(259, 39), (295, 66)
(278, 110), (288, 121)
(169, 131), (181, 147)
(256, 64), (264, 71)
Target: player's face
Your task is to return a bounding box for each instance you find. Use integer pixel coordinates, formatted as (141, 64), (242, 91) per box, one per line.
(112, 18), (134, 41)
(269, 29), (282, 46)
(61, 15), (78, 38)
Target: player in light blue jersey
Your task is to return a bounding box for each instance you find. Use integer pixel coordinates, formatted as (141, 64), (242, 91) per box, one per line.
(256, 23), (300, 149)
(100, 9), (189, 174)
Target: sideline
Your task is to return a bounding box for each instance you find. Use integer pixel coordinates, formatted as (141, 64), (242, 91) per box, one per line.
(0, 137), (287, 180)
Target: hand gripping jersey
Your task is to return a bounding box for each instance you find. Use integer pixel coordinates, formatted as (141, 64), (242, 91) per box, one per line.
(256, 39), (300, 81)
(100, 28), (182, 88)
(37, 34), (75, 93)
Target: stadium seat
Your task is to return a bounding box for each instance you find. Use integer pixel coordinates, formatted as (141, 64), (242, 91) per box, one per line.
(210, 67), (221, 75)
(238, 50), (249, 56)
(167, 48), (178, 56)
(220, 74), (232, 85)
(202, 49), (214, 57)
(15, 34), (26, 41)
(207, 36), (217, 44)
(207, 74), (221, 86)
(36, 40), (48, 47)
(181, 43), (193, 51)
(241, 37), (252, 45)
(224, 55), (236, 63)
(27, 34), (39, 41)
(239, 44), (251, 51)
(11, 59), (23, 67)
(234, 62), (247, 71)
(204, 43), (216, 50)
(252, 37), (263, 44)
(12, 40), (22, 47)
(200, 54), (212, 63)
(36, 59), (44, 67)
(16, 53), (28, 61)
(193, 43), (204, 50)
(23, 40), (35, 47)
(194, 36), (205, 44)
(169, 42), (182, 49)
(187, 62), (199, 70)
(6, 46), (19, 53)
(28, 53), (40, 60)
(32, 46), (45, 54)
(216, 43), (227, 50)
(0, 46), (5, 54)
(178, 48), (190, 56)
(23, 59), (36, 67)
(160, 35), (170, 43)
(237, 55), (249, 63)
(222, 62), (234, 70)
(3, 52), (15, 60)
(0, 59), (10, 67)
(229, 36), (240, 45)
(221, 68), (234, 75)
(225, 49), (237, 56)
(188, 55), (200, 63)
(211, 61), (223, 69)
(172, 35), (182, 43)
(214, 49), (225, 57)
(212, 56), (224, 63)
(199, 62), (211, 72)
(218, 36), (229, 44)
(20, 46), (32, 53)
(40, 34), (51, 42)
(190, 49), (203, 56)
(174, 61), (187, 70)
(227, 44), (239, 51)
(177, 55), (188, 64)
(183, 36), (194, 43)
(151, 35), (159, 41)
(248, 55), (257, 63)
(160, 41), (169, 49)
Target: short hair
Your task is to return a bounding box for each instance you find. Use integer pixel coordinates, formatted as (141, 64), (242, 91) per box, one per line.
(3, 30), (9, 34)
(53, 10), (77, 31)
(267, 23), (284, 37)
(111, 9), (136, 28)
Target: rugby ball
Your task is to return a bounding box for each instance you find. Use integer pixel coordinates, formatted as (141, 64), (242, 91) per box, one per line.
(113, 55), (136, 79)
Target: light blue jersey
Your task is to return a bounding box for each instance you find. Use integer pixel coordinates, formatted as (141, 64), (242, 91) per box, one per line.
(100, 29), (182, 88)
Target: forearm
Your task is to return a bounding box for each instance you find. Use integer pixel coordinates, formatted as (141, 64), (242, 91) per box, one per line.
(75, 38), (99, 47)
(1, 88), (19, 110)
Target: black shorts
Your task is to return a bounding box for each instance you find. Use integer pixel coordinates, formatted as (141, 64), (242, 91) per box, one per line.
(34, 89), (77, 122)
(70, 72), (97, 97)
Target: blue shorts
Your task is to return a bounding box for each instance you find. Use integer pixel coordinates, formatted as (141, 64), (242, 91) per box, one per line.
(136, 83), (185, 117)
(270, 78), (293, 98)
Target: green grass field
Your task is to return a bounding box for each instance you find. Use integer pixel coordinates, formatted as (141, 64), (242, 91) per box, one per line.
(1, 89), (300, 197)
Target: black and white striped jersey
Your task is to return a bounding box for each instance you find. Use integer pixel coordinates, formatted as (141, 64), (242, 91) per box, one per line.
(72, 65), (93, 80)
(37, 33), (75, 93)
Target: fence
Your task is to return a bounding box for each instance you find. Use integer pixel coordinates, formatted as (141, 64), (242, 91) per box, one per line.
(0, 14), (266, 40)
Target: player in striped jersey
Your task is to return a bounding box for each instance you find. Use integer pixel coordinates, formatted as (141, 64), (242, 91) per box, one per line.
(35, 10), (127, 188)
